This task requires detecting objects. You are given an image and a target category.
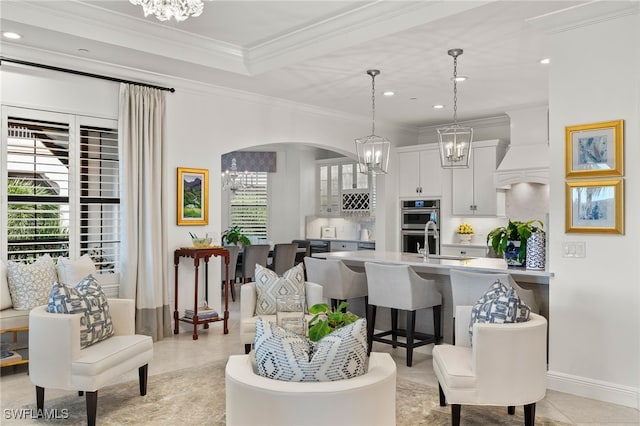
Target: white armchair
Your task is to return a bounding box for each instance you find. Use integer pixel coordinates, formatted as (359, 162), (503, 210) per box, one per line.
(29, 299), (153, 426)
(432, 306), (547, 426)
(240, 281), (323, 354)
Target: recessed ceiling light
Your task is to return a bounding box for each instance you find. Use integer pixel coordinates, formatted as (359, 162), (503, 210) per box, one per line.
(539, 58), (551, 65)
(3, 32), (21, 40)
(452, 76), (468, 82)
(433, 104), (445, 109)
(383, 91), (395, 96)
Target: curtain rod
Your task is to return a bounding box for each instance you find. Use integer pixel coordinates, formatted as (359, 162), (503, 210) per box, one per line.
(0, 57), (175, 93)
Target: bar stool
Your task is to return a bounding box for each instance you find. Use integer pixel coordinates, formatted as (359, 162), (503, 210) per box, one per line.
(364, 262), (442, 367)
(303, 256), (368, 311)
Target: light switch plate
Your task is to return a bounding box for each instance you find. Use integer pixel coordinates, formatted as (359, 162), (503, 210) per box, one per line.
(562, 241), (586, 258)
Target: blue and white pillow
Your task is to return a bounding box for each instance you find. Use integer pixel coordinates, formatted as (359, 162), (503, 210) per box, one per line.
(469, 280), (530, 341)
(254, 317), (368, 382)
(48, 275), (114, 349)
(6, 254), (57, 310)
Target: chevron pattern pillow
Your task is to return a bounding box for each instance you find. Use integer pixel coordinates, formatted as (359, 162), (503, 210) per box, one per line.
(254, 263), (305, 315)
(469, 280), (530, 341)
(48, 275), (114, 349)
(254, 317), (368, 382)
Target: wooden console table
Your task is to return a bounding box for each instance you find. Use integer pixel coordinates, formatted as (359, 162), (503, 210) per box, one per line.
(174, 247), (230, 340)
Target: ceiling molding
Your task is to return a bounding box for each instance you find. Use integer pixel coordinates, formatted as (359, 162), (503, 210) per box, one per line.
(246, 0), (495, 75)
(527, 0), (640, 34)
(1, 1), (248, 74)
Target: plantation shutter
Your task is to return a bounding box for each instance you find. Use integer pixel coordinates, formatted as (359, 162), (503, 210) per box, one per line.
(229, 172), (268, 238)
(6, 117), (71, 261)
(79, 125), (120, 272)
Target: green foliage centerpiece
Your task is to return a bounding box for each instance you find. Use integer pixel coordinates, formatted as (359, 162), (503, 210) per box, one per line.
(487, 219), (544, 266)
(221, 226), (251, 246)
(307, 302), (359, 342)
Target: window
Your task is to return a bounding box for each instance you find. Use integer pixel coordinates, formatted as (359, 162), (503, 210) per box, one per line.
(229, 172), (268, 239)
(2, 107), (120, 274)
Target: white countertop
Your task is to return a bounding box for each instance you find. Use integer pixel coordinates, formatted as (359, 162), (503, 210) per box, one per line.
(312, 250), (552, 284)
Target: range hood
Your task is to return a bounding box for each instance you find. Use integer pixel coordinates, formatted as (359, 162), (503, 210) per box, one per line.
(495, 106), (550, 188)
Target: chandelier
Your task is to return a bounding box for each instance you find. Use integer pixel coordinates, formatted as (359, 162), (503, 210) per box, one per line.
(355, 70), (391, 175)
(222, 158), (246, 194)
(437, 48), (473, 168)
(129, 0), (204, 22)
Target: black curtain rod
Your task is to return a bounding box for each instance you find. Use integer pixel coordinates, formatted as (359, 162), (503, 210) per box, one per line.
(0, 57), (175, 93)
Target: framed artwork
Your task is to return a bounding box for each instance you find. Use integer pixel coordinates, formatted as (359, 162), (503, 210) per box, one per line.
(177, 167), (208, 226)
(565, 119), (624, 178)
(565, 179), (623, 234)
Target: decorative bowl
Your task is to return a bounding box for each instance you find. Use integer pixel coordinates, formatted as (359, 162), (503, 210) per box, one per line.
(192, 237), (212, 248)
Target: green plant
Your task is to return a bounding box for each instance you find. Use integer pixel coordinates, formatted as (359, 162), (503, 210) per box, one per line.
(487, 219), (544, 263)
(307, 302), (359, 342)
(221, 226), (251, 246)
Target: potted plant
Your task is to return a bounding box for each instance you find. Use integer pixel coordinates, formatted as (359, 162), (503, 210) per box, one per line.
(487, 219), (544, 266)
(307, 302), (359, 342)
(221, 226), (251, 246)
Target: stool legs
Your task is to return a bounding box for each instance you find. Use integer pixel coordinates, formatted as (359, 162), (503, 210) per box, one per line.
(406, 310), (416, 367)
(391, 308), (398, 348)
(366, 304), (377, 355)
(433, 304), (442, 342)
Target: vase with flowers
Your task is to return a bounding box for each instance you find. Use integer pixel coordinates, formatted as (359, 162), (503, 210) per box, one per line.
(456, 223), (474, 244)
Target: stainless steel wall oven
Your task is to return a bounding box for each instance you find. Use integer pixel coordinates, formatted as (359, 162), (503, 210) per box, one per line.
(401, 199), (440, 254)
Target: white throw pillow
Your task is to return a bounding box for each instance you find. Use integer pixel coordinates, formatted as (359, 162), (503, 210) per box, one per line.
(56, 254), (97, 286)
(254, 317), (368, 382)
(1, 260), (12, 310)
(254, 263), (305, 315)
(48, 275), (114, 349)
(6, 254), (57, 311)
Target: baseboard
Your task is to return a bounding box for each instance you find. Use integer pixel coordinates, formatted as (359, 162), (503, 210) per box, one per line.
(547, 370), (639, 409)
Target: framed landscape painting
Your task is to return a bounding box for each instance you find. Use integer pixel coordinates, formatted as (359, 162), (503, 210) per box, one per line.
(177, 167), (208, 226)
(565, 179), (623, 234)
(565, 119), (624, 178)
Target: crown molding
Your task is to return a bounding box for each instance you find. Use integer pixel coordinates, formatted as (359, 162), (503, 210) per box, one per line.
(527, 0), (640, 34)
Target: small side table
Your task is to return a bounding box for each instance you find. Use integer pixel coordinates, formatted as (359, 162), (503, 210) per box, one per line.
(174, 247), (229, 340)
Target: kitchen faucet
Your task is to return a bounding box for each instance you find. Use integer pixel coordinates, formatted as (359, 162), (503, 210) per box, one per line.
(420, 220), (439, 260)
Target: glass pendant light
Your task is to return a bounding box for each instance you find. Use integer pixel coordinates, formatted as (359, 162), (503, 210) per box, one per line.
(438, 49), (473, 168)
(355, 70), (391, 175)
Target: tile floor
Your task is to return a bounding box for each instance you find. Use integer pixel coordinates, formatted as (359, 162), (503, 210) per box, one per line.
(1, 297), (638, 425)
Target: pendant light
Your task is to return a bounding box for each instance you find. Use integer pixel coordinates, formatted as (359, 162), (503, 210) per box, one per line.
(438, 49), (473, 168)
(221, 158), (246, 194)
(355, 69), (391, 175)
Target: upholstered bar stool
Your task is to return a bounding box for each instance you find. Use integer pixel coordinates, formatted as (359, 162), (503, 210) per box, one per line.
(364, 262), (442, 367)
(303, 256), (368, 312)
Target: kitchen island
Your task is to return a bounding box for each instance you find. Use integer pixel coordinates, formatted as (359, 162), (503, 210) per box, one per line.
(312, 250), (552, 345)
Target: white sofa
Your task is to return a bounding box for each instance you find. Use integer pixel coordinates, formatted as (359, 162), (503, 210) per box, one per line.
(225, 352), (397, 426)
(240, 281), (323, 353)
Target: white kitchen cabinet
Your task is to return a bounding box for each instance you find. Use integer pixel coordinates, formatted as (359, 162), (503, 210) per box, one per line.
(451, 139), (508, 216)
(441, 244), (488, 258)
(397, 145), (442, 197)
(317, 160), (374, 216)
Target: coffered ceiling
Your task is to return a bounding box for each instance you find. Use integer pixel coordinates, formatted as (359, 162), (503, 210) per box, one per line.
(0, 1), (586, 127)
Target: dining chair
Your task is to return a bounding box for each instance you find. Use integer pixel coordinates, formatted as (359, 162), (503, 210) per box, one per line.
(270, 243), (298, 275)
(223, 245), (240, 302)
(239, 244), (270, 284)
(291, 239), (310, 264)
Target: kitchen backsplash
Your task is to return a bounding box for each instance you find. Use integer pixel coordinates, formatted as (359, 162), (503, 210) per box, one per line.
(306, 216), (375, 241)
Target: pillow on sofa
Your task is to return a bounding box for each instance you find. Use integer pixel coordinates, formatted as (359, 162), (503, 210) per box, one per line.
(254, 263), (305, 315)
(6, 254), (57, 311)
(48, 275), (114, 349)
(469, 280), (530, 341)
(56, 254), (97, 286)
(254, 317), (368, 382)
(1, 260), (12, 310)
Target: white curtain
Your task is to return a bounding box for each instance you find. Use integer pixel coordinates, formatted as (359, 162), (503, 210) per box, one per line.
(118, 84), (171, 341)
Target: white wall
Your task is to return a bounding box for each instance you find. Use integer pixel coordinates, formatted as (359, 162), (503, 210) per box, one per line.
(545, 7), (640, 408)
